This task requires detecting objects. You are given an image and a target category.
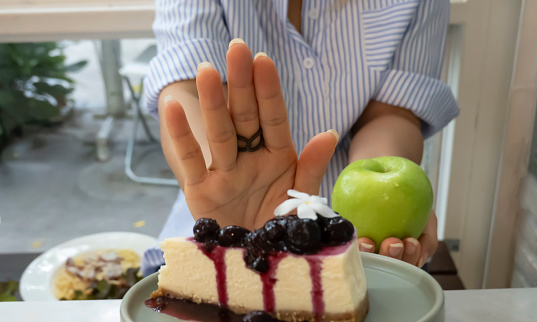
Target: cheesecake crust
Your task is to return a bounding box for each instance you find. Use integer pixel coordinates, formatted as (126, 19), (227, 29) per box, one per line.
(152, 287), (369, 322)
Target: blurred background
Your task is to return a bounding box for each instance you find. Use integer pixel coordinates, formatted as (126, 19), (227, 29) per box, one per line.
(0, 0), (536, 299)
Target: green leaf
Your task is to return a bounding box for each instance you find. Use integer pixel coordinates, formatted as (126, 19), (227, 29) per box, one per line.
(33, 69), (72, 82)
(0, 89), (15, 106)
(0, 280), (18, 302)
(0, 113), (23, 135)
(0, 68), (16, 82)
(0, 292), (16, 302)
(64, 60), (87, 73)
(114, 287), (128, 299)
(26, 98), (60, 119)
(95, 279), (111, 299)
(125, 267), (143, 287)
(33, 82), (72, 99)
(72, 290), (85, 300)
(6, 281), (17, 293)
(0, 94), (29, 124)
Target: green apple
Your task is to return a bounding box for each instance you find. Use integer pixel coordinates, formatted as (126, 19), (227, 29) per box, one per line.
(331, 156), (433, 251)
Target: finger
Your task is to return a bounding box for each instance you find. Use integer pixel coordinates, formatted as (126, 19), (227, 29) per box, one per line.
(227, 39), (260, 142)
(196, 62), (237, 171)
(418, 211), (438, 268)
(379, 237), (404, 260)
(357, 237), (376, 253)
(164, 97), (207, 185)
(293, 130), (338, 195)
(402, 237), (421, 266)
(252, 52), (294, 151)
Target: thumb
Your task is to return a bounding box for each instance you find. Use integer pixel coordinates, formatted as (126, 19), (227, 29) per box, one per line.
(293, 130), (338, 195)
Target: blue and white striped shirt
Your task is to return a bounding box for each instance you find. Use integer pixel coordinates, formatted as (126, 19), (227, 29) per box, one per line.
(142, 0), (459, 276)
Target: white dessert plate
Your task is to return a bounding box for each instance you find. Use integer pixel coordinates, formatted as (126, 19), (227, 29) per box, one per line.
(19, 232), (157, 301)
(121, 252), (444, 322)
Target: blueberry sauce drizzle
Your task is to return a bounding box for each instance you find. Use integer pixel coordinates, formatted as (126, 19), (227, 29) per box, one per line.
(260, 252), (287, 313)
(306, 257), (324, 321)
(197, 243), (229, 308)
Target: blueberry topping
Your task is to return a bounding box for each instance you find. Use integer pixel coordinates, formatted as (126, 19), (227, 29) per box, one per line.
(321, 217), (355, 246)
(251, 256), (270, 273)
(316, 215), (330, 242)
(193, 210), (352, 275)
(243, 250), (256, 265)
(203, 241), (217, 253)
(264, 218), (287, 242)
(246, 229), (273, 255)
(193, 218), (220, 243)
(284, 218), (321, 254)
(284, 214), (300, 222)
(218, 226), (250, 247)
(244, 250), (270, 273)
(243, 311), (275, 322)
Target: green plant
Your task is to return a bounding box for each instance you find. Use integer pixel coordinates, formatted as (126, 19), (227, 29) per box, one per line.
(0, 42), (87, 155)
(0, 280), (18, 302)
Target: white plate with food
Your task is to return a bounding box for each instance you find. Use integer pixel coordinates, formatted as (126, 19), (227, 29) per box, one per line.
(20, 232), (157, 301)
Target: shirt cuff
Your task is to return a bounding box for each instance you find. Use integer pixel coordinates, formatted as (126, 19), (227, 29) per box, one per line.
(373, 70), (460, 138)
(143, 39), (229, 119)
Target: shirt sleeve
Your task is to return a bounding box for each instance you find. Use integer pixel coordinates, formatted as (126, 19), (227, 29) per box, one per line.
(144, 0), (230, 118)
(372, 0), (459, 138)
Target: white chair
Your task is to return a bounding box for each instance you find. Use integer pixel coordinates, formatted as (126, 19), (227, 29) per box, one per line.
(120, 44), (178, 186)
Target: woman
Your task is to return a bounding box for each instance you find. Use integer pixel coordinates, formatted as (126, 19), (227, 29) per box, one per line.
(142, 0), (459, 276)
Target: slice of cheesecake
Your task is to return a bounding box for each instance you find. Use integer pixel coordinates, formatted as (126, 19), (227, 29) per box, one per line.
(154, 234), (368, 322)
(150, 190), (369, 321)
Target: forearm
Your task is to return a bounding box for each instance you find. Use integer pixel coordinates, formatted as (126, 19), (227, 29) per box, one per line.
(158, 81), (227, 187)
(349, 100), (424, 165)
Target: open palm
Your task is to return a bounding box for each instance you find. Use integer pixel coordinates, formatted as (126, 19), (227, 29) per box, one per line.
(164, 40), (338, 230)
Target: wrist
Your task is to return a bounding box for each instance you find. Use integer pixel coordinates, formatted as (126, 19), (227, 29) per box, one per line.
(348, 101), (423, 164)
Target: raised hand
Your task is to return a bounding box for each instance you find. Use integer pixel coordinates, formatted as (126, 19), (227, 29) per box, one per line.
(163, 39), (338, 230)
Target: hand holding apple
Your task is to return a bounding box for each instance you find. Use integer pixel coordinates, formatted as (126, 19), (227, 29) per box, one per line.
(331, 156), (433, 257)
(356, 211), (438, 268)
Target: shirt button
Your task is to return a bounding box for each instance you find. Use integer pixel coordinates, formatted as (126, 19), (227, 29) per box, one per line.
(308, 8), (319, 19)
(303, 58), (315, 69)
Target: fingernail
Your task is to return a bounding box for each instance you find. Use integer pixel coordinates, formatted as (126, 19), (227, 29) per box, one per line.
(327, 129), (339, 142)
(359, 243), (374, 252)
(254, 52), (268, 61)
(197, 61), (213, 71)
(418, 252), (429, 268)
(389, 243), (404, 257)
(229, 38), (245, 48)
(164, 95), (174, 104)
(405, 238), (419, 255)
